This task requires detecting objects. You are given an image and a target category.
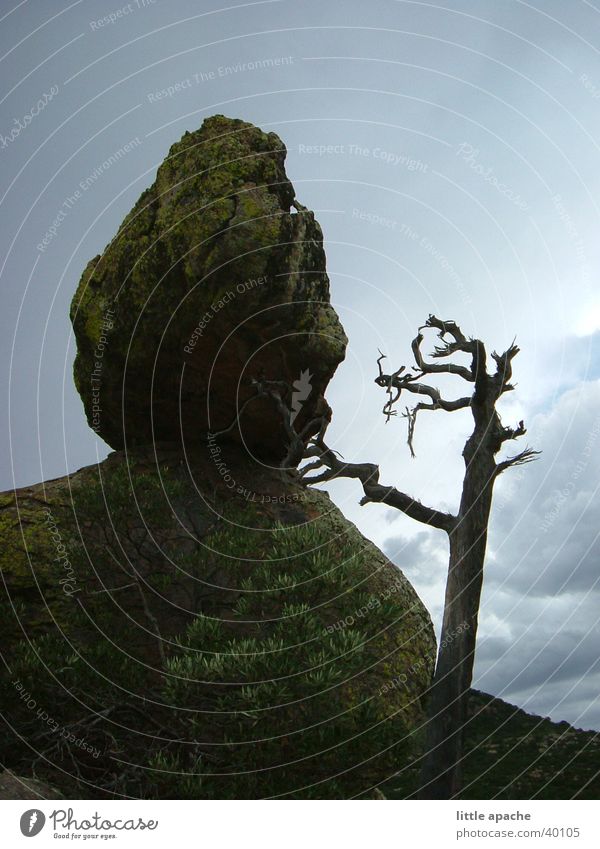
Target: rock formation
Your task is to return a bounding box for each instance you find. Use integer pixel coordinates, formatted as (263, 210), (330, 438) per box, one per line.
(0, 448), (435, 798)
(70, 115), (347, 460)
(0, 116), (436, 799)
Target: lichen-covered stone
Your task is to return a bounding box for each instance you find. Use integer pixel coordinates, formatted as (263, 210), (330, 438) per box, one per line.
(0, 449), (435, 799)
(4, 114), (437, 799)
(70, 115), (347, 457)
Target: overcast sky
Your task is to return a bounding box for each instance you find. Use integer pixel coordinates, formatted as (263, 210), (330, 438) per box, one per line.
(1, 0), (599, 730)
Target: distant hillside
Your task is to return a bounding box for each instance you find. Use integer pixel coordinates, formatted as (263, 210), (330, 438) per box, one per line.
(385, 690), (600, 799)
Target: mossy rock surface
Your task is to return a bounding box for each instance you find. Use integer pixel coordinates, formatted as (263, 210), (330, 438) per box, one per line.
(70, 115), (347, 457)
(0, 449), (435, 798)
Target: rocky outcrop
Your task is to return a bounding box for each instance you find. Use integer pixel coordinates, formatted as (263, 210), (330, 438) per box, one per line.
(1, 116), (436, 799)
(70, 115), (347, 459)
(0, 448), (435, 799)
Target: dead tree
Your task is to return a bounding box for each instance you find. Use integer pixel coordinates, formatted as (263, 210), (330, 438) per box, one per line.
(251, 314), (538, 799)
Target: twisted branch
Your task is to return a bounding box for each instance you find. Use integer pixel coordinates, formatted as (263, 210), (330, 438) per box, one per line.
(375, 315), (534, 465)
(491, 341), (519, 396)
(221, 316), (537, 531)
(300, 439), (456, 532)
(376, 315), (477, 453)
(495, 446), (541, 475)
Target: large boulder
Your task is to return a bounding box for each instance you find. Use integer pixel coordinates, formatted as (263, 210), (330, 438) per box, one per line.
(70, 115), (347, 459)
(2, 115), (437, 799)
(0, 449), (435, 799)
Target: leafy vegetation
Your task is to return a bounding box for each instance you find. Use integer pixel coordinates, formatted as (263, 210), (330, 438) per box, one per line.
(0, 459), (432, 798)
(384, 690), (600, 800)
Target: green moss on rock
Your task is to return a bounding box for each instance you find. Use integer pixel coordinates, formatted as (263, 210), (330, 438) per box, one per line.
(70, 116), (347, 457)
(0, 450), (435, 799)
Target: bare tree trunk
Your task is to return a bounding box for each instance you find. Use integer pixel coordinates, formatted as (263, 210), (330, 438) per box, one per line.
(278, 314), (538, 799)
(418, 423), (496, 798)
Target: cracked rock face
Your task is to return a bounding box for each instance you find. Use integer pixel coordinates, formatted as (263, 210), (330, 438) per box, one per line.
(70, 115), (347, 459)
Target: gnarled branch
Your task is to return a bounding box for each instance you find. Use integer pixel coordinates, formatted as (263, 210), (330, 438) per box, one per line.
(491, 341), (519, 396)
(498, 419), (527, 444)
(300, 439), (456, 532)
(412, 321), (474, 381)
(495, 446), (541, 475)
(376, 319), (475, 453)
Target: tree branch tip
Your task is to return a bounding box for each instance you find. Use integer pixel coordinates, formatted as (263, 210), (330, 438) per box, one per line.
(496, 447), (541, 475)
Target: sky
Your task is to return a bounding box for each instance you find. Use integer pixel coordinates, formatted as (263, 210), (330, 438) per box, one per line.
(1, 0), (599, 730)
